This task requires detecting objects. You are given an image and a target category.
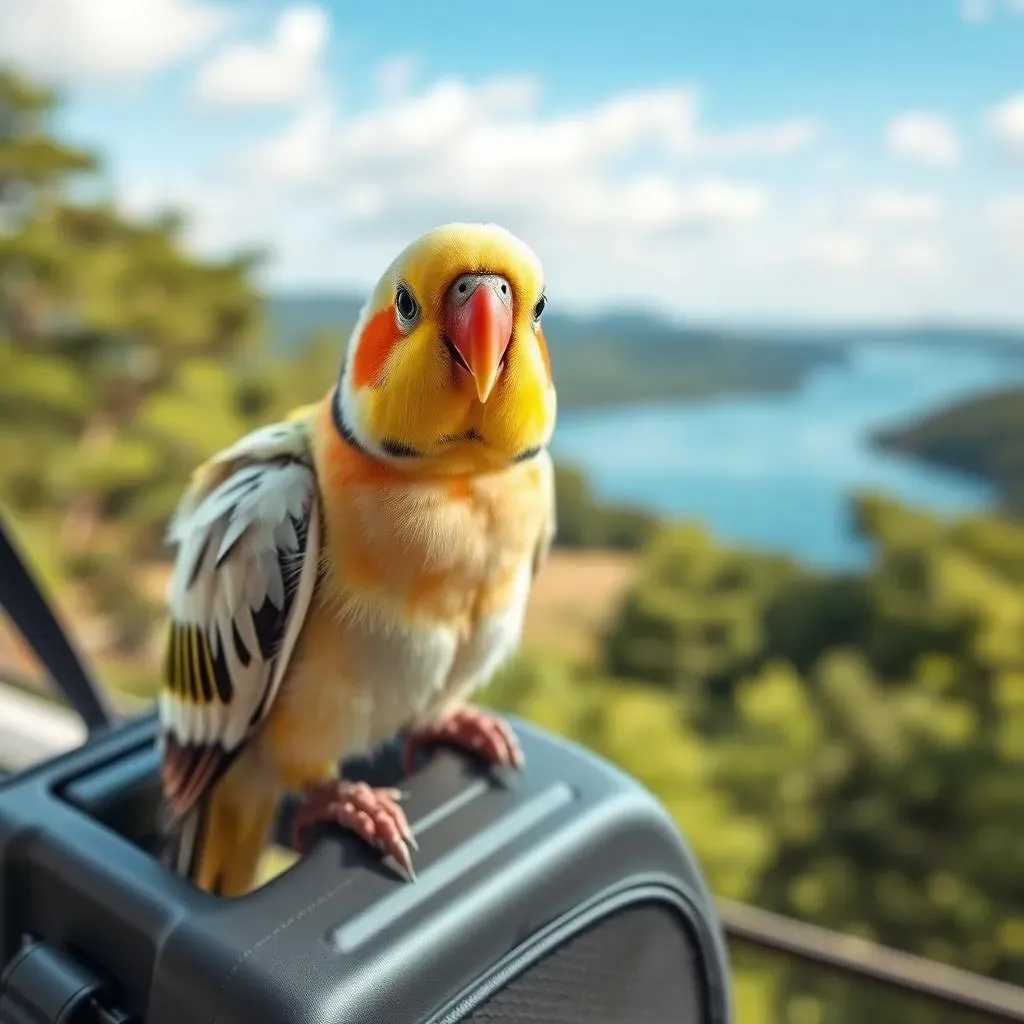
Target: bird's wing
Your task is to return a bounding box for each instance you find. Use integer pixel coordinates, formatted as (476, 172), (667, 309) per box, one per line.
(532, 449), (557, 578)
(159, 418), (322, 819)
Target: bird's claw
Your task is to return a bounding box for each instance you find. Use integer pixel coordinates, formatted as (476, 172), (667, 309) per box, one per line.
(291, 780), (417, 882)
(403, 706), (525, 775)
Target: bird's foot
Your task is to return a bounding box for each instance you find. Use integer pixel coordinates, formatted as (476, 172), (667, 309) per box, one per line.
(402, 705), (525, 775)
(291, 780), (417, 882)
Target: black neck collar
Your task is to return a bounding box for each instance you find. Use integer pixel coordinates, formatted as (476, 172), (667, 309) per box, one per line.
(330, 385), (374, 457)
(330, 383), (545, 466)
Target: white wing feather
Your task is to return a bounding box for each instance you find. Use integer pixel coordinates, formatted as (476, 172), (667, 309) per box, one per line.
(159, 417), (321, 811)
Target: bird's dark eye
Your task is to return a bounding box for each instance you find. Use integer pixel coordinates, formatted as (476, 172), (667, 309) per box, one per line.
(396, 285), (418, 323)
(532, 294), (547, 321)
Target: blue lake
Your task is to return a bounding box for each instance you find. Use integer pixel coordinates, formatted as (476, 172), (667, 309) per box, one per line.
(550, 343), (1024, 569)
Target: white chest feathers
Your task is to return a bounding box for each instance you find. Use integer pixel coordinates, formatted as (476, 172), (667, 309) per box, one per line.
(276, 557), (534, 763)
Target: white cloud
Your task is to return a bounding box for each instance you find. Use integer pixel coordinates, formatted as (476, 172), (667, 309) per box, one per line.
(193, 4), (329, 109)
(124, 65), (1024, 322)
(961, 0), (994, 22)
(119, 175), (320, 276)
(0, 0), (229, 85)
(860, 188), (942, 224)
(162, 71), (838, 315)
(987, 195), (1024, 226)
(887, 113), (960, 167)
(248, 78), (818, 189)
(247, 99), (337, 186)
(817, 152), (853, 176)
(888, 239), (945, 273)
(701, 119), (821, 158)
(988, 94), (1024, 157)
(986, 195), (1024, 262)
(987, 193), (1024, 262)
(376, 56), (418, 100)
(961, 0), (1024, 19)
(806, 233), (868, 271)
(240, 77), (823, 253)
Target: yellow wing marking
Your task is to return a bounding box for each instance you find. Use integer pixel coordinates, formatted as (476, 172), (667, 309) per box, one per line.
(164, 621), (220, 707)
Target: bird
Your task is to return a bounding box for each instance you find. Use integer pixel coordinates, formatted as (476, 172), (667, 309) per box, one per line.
(157, 222), (558, 897)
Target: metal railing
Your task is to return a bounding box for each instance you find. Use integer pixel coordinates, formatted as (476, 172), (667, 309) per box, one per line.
(719, 899), (1024, 1022)
(2, 677), (1022, 1023)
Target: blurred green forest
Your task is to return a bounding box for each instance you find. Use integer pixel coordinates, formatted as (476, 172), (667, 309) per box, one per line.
(876, 388), (1024, 518)
(2, 67), (1023, 1024)
(487, 493), (1024, 1021)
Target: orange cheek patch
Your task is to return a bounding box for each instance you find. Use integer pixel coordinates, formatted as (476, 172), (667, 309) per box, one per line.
(535, 327), (553, 382)
(352, 307), (402, 389)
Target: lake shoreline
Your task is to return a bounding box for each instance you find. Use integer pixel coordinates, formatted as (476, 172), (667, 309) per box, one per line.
(550, 343), (1024, 570)
(869, 385), (1024, 519)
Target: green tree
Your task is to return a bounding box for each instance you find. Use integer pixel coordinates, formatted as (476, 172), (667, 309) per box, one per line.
(0, 66), (272, 654)
(597, 491), (1024, 1021)
(551, 462), (660, 551)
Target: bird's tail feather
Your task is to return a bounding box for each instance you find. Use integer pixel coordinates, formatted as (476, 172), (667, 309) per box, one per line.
(158, 796), (212, 889)
(159, 781), (279, 898)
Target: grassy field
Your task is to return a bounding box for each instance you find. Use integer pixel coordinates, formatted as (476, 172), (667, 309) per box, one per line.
(524, 550), (636, 659)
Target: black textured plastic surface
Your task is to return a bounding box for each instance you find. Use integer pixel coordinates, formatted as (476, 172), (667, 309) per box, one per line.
(461, 902), (703, 1023)
(0, 712), (731, 1024)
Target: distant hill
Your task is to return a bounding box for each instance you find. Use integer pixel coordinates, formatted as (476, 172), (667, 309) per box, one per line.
(266, 292), (364, 350)
(266, 293), (849, 409)
(873, 387), (1024, 516)
(752, 324), (1024, 350)
(266, 293), (1024, 411)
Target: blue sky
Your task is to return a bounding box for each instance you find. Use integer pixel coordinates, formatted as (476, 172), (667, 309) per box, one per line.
(2, 0), (1023, 325)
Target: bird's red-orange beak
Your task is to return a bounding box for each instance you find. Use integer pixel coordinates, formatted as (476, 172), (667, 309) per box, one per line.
(444, 274), (514, 403)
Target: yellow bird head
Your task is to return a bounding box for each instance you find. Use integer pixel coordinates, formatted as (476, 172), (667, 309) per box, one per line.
(334, 222), (556, 475)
